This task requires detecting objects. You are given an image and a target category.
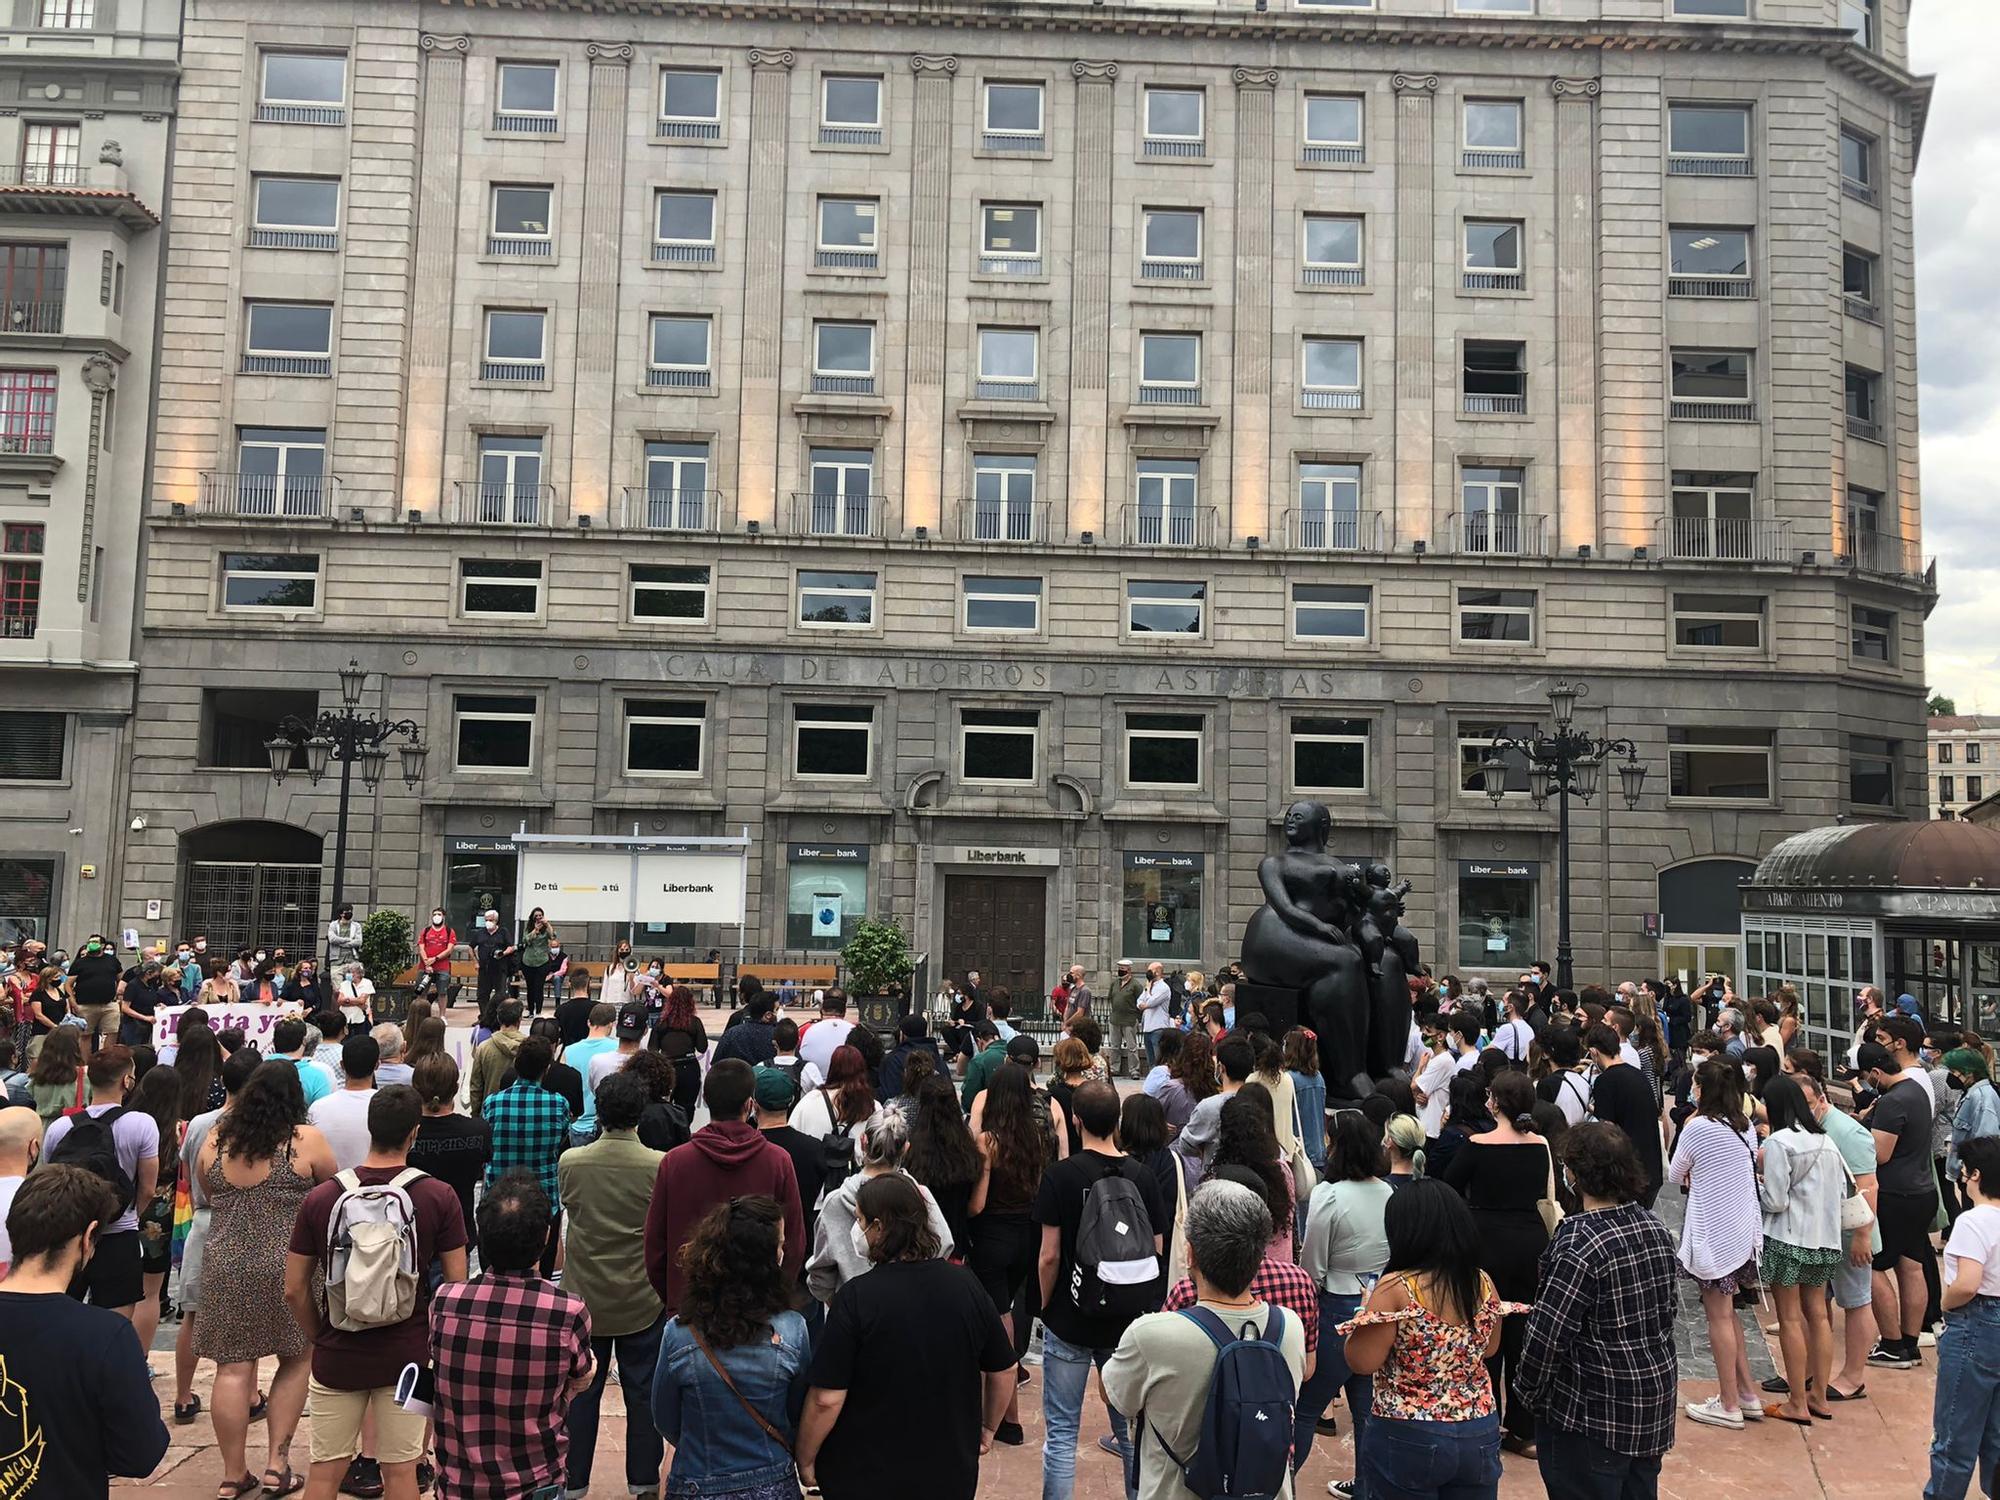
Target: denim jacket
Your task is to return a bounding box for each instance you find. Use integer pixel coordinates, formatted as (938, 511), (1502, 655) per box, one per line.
(1951, 1079), (2000, 1175)
(652, 1310), (810, 1494)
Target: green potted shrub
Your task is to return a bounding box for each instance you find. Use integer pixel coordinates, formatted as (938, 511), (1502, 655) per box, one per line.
(357, 909), (415, 1021)
(840, 918), (914, 1033)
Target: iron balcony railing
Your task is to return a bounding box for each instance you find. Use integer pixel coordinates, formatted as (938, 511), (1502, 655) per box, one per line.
(1303, 144), (1364, 164)
(656, 119), (721, 140)
(1669, 275), (1754, 299)
(1846, 414), (1884, 443)
(978, 254), (1042, 277)
(1118, 503), (1218, 549)
(646, 368), (712, 390)
(1140, 259), (1203, 281)
(0, 612), (35, 640)
(1462, 148), (1525, 170)
(1668, 155), (1753, 177)
(818, 125), (883, 146)
(241, 353), (331, 377)
(974, 379), (1040, 402)
(1462, 392), (1527, 415)
(811, 374), (876, 396)
(1671, 397), (1757, 422)
(254, 103), (345, 126)
(1656, 516), (1791, 563)
(1844, 516), (1924, 580)
(480, 361), (545, 383)
(493, 112), (559, 135)
(0, 435), (51, 455)
(791, 491), (884, 539)
(1283, 509), (1384, 552)
(621, 486), (720, 532)
(1463, 270), (1525, 292)
(486, 235), (552, 258)
(1301, 389), (1363, 411)
(1142, 137), (1205, 159)
(651, 242), (717, 264)
(453, 481), (557, 527)
(1844, 296), (1882, 326)
(954, 498), (1048, 544)
(1302, 265), (1364, 287)
(1137, 383), (1202, 406)
(1842, 177), (1878, 206)
(1448, 510), (1550, 557)
(200, 471), (340, 519)
(982, 132), (1044, 152)
(0, 299), (62, 332)
(815, 249), (878, 271)
(249, 228), (338, 251)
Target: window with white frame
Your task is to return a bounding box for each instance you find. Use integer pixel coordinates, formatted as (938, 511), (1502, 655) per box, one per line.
(1142, 88), (1204, 156)
(963, 576), (1042, 633)
(1840, 127), (1876, 203)
(221, 552), (318, 612)
(1672, 592), (1765, 650)
(960, 708), (1040, 784)
(794, 703), (874, 779)
(481, 309), (546, 382)
(983, 81), (1044, 149)
(257, 53), (346, 124)
(1291, 716), (1369, 794)
(1303, 94), (1363, 162)
(459, 558), (543, 617)
(658, 69), (721, 138)
(1141, 209), (1203, 280)
(472, 435), (545, 525)
(1851, 604), (1895, 664)
(798, 569), (877, 629)
(812, 322), (875, 394)
(1459, 720), (1539, 797)
(1126, 713), (1204, 789)
(647, 315), (712, 389)
(628, 562), (712, 622)
(1462, 341), (1527, 413)
(1295, 462), (1364, 550)
(1301, 337), (1362, 410)
(453, 694), (537, 772)
(250, 177), (340, 249)
(1670, 349), (1754, 419)
(489, 185), (554, 256)
(1669, 472), (1756, 559)
(1135, 458), (1200, 545)
(1845, 365), (1882, 439)
(639, 441), (711, 531)
(1138, 332), (1201, 404)
(234, 428), (329, 518)
(1669, 227), (1752, 297)
(1302, 215), (1363, 284)
(1126, 579), (1205, 636)
(624, 699), (705, 777)
(1291, 583), (1371, 641)
(495, 62), (559, 133)
(1458, 466), (1526, 553)
(1668, 104), (1752, 175)
(1462, 99), (1524, 168)
(1463, 220), (1524, 291)
(816, 196), (880, 269)
(242, 302), (333, 375)
(971, 454), (1038, 541)
(805, 447), (874, 536)
(1841, 0), (1878, 49)
(1458, 587), (1537, 644)
(1843, 246), (1878, 316)
(979, 203), (1042, 275)
(653, 191), (717, 263)
(976, 328), (1038, 400)
(20, 122), (79, 185)
(38, 1), (95, 28)
(1669, 727), (1773, 801)
(820, 75), (883, 144)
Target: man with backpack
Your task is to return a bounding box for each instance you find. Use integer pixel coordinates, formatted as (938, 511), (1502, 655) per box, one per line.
(284, 1084), (468, 1500)
(41, 1042), (157, 1317)
(1034, 1081), (1169, 1500)
(1105, 1179), (1308, 1500)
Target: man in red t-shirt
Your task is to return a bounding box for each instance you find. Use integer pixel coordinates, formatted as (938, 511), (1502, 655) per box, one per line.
(416, 908), (457, 1005)
(286, 1084), (467, 1500)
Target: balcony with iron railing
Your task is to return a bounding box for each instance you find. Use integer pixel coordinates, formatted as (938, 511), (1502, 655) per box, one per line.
(480, 360), (546, 384)
(254, 103), (345, 126)
(815, 248), (879, 271)
(657, 118), (721, 141)
(1137, 383), (1203, 407)
(646, 367), (713, 391)
(1283, 509), (1385, 552)
(620, 486), (720, 532)
(1462, 391), (1527, 416)
(1463, 270), (1525, 292)
(493, 112), (559, 135)
(978, 254), (1042, 277)
(1303, 144), (1364, 164)
(1845, 514), (1923, 580)
(791, 491), (885, 539)
(1118, 504), (1218, 549)
(1142, 137), (1205, 158)
(248, 228), (337, 251)
(1656, 515), (1790, 563)
(1301, 388), (1362, 411)
(0, 611), (35, 641)
(1844, 295), (1882, 326)
(1670, 396), (1756, 423)
(818, 124), (883, 146)
(486, 234), (553, 258)
(1302, 265), (1364, 287)
(1668, 154), (1753, 177)
(1669, 274), (1754, 299)
(200, 471), (341, 520)
(1462, 148), (1525, 170)
(0, 434), (53, 456)
(952, 498), (1050, 544)
(810, 373), (877, 397)
(452, 481), (558, 527)
(0, 297), (61, 333)
(1447, 510), (1550, 557)
(241, 353), (331, 377)
(1140, 259), (1203, 282)
(982, 132), (1044, 153)
(1842, 176), (1877, 206)
(651, 242), (717, 265)
(1846, 413), (1883, 443)
(974, 379), (1040, 402)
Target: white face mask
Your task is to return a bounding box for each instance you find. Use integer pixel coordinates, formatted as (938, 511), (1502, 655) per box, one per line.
(194, 942), (206, 952)
(1743, 1064), (1758, 1085)
(485, 922), (498, 932)
(432, 915), (445, 927)
(849, 1220), (872, 1260)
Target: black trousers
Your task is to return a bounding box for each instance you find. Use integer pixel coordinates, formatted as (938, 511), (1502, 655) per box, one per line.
(521, 962), (550, 1016)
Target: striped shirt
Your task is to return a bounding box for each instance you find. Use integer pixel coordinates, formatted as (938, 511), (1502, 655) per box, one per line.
(1666, 1114), (1761, 1281)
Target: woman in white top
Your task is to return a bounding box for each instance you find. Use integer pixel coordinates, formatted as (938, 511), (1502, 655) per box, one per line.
(805, 1108), (954, 1303)
(787, 1042), (884, 1206)
(1412, 1014), (1458, 1141)
(1669, 1058), (1765, 1430)
(1756, 1075), (1847, 1424)
(1930, 1136), (2000, 1500)
(1295, 1112), (1393, 1469)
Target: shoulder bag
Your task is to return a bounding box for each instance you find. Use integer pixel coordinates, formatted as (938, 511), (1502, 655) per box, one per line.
(1831, 1139), (1875, 1233)
(1535, 1137), (1565, 1238)
(689, 1327), (806, 1496)
(1287, 1092), (1319, 1215)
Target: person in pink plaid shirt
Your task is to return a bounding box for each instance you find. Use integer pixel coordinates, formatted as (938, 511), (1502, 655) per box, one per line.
(429, 1171), (594, 1500)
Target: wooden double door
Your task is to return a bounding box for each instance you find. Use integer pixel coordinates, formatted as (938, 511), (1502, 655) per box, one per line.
(943, 873), (1048, 1010)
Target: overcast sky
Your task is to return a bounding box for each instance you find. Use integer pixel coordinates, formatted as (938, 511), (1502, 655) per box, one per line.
(1910, 1), (1998, 711)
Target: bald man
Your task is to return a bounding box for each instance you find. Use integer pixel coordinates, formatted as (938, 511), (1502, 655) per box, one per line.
(0, 1104), (45, 1275)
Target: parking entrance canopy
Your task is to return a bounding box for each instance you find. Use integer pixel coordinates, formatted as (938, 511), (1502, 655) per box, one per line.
(513, 829), (749, 928)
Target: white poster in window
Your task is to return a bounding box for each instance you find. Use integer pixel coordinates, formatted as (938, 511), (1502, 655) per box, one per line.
(635, 850), (747, 926)
(810, 890), (844, 939)
(520, 850), (635, 923)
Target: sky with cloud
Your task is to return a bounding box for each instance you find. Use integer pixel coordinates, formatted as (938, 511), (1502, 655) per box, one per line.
(1910, 0), (1999, 711)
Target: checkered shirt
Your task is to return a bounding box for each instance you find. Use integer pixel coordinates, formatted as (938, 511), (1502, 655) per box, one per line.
(1514, 1201), (1680, 1457)
(1163, 1256), (1320, 1357)
(483, 1080), (574, 1208)
(429, 1269), (593, 1500)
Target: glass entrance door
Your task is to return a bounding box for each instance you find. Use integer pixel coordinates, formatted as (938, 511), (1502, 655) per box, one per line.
(1661, 938), (1739, 991)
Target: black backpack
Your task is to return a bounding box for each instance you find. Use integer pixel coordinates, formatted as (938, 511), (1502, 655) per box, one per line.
(1068, 1157), (1161, 1322)
(819, 1088), (860, 1191)
(48, 1105), (137, 1215)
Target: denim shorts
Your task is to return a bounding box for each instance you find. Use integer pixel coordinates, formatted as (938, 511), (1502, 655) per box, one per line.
(1831, 1254), (1873, 1311)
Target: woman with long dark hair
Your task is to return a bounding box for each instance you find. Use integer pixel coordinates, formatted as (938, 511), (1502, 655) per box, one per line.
(1756, 1075), (1844, 1423)
(652, 1195), (811, 1500)
(621, 1048), (692, 1153)
(401, 996), (434, 1056)
(789, 1044), (883, 1199)
(1669, 1058), (1764, 1429)
(1285, 1027), (1327, 1174)
(1296, 1110), (1392, 1472)
(904, 1074), (981, 1256)
(195, 1060), (336, 1497)
(650, 983), (708, 1114)
(1157, 1028), (1219, 1139)
(406, 1015), (448, 1069)
(174, 1011), (225, 1117)
(1342, 1179), (1512, 1500)
(966, 1060), (1047, 1447)
(127, 1062), (183, 1357)
(1119, 1091), (1180, 1252)
(27, 1024), (82, 1124)
(1212, 1086), (1295, 1262)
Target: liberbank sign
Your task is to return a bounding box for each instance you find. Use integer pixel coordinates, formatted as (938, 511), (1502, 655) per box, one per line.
(1743, 886), (2000, 921)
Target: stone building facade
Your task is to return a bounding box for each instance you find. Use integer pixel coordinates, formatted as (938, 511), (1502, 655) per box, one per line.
(114, 0), (1932, 1002)
(0, 0), (177, 948)
(1929, 715), (2000, 821)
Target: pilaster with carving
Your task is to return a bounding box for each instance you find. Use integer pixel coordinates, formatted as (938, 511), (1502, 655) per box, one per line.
(902, 55), (958, 533)
(1551, 78), (1601, 553)
(1231, 68), (1277, 545)
(568, 43), (635, 526)
(1067, 61), (1118, 537)
(398, 34), (471, 519)
(736, 46), (796, 528)
(1393, 73), (1438, 550)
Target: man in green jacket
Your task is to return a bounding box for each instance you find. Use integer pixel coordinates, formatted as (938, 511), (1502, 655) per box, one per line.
(1106, 960), (1143, 1079)
(556, 1070), (667, 1497)
(959, 1021), (1008, 1111)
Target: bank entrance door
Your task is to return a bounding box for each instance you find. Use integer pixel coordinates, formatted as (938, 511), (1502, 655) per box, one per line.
(943, 874), (1047, 1014)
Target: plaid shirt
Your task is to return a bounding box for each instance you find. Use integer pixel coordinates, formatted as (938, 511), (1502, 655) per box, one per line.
(1515, 1201), (1680, 1457)
(484, 1081), (574, 1208)
(429, 1269), (593, 1500)
(1164, 1256), (1320, 1356)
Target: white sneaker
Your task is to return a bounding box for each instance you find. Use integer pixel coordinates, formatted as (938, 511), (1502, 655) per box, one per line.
(1327, 1482), (1357, 1499)
(1684, 1396), (1745, 1430)
(1918, 1329), (1938, 1349)
(1737, 1399), (1765, 1421)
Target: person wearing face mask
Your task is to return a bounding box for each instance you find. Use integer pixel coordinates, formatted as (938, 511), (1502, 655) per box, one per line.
(176, 938), (206, 1000)
(471, 908), (516, 1029)
(601, 938), (636, 1010)
(63, 934), (125, 1059)
(416, 907), (457, 1007)
(517, 906), (557, 1017)
(807, 1104), (952, 1306)
(324, 904), (363, 971)
(286, 958), (327, 1015)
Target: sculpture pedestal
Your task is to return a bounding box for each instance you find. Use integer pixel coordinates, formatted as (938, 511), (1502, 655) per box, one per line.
(1235, 982), (1299, 1035)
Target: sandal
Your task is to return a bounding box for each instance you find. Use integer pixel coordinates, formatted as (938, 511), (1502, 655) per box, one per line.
(262, 1466), (304, 1497)
(217, 1478), (259, 1500)
(1809, 1405), (1835, 1421)
(174, 1395), (202, 1424)
(1760, 1404), (1814, 1426)
(1825, 1383), (1868, 1401)
(249, 1390), (270, 1421)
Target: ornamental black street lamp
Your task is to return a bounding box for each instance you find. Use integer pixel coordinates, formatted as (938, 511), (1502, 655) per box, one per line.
(1479, 680), (1648, 992)
(265, 658), (427, 959)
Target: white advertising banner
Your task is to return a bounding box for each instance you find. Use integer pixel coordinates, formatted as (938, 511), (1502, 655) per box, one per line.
(519, 849), (638, 923)
(635, 851), (747, 926)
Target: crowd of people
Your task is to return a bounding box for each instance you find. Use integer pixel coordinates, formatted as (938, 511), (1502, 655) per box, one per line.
(1, 941), (1998, 1500)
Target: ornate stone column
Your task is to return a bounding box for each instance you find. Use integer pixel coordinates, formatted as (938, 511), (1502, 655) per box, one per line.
(398, 33), (469, 519)
(76, 351), (115, 601)
(567, 41), (633, 526)
(901, 54), (958, 534)
(735, 47), (795, 529)
(1551, 77), (1601, 553)
(1065, 60), (1117, 538)
(1391, 72), (1438, 549)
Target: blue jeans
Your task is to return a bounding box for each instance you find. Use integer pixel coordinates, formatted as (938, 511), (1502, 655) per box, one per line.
(1358, 1412), (1500, 1500)
(1293, 1292), (1371, 1480)
(1042, 1326), (1134, 1500)
(1144, 1030), (1165, 1069)
(566, 1313), (667, 1496)
(1926, 1297), (2000, 1500)
(1535, 1425), (1661, 1500)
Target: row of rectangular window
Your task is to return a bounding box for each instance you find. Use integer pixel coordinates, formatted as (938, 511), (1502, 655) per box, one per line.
(1935, 742), (1985, 766)
(1936, 775), (1986, 807)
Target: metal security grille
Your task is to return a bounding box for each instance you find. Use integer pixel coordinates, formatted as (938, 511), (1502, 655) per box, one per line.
(182, 861), (321, 958)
